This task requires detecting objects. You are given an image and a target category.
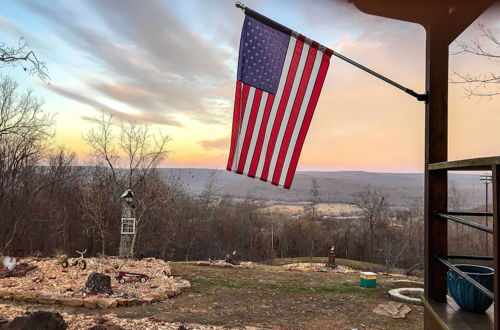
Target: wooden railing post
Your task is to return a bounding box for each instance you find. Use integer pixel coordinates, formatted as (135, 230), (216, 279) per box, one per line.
(493, 165), (500, 326)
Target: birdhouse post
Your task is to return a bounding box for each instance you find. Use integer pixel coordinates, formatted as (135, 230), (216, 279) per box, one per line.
(119, 189), (135, 258)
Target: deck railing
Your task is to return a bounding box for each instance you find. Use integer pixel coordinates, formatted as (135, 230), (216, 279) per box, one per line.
(426, 156), (500, 327)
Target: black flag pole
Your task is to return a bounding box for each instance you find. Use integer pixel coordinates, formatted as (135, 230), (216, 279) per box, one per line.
(235, 2), (428, 103)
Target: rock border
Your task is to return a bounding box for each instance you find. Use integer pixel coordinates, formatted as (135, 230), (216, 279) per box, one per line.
(388, 287), (424, 306)
(391, 280), (424, 288)
(0, 281), (190, 309)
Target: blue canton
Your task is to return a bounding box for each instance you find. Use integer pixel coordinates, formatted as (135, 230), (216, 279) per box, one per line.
(237, 16), (290, 95)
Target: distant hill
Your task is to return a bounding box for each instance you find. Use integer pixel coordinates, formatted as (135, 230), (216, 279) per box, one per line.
(157, 168), (487, 209)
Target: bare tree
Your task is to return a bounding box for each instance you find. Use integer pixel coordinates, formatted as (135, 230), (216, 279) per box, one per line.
(83, 113), (171, 257)
(307, 178), (320, 221)
(354, 185), (387, 262)
(0, 76), (55, 253)
(79, 173), (115, 256)
(450, 23), (499, 99)
(1, 38), (49, 80)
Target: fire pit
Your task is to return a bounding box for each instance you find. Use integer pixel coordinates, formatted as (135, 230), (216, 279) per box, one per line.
(388, 287), (423, 306)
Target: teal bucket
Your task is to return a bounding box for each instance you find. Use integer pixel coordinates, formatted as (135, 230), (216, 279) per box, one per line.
(447, 264), (494, 313)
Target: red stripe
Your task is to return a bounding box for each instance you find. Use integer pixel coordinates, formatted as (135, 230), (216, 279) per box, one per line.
(227, 82), (250, 171)
(226, 81), (242, 171)
(247, 94), (275, 178)
(271, 45), (318, 185)
(284, 53), (331, 189)
(260, 39), (304, 182)
(237, 89), (263, 174)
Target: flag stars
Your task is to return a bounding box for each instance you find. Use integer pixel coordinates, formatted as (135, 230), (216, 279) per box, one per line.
(238, 17), (289, 94)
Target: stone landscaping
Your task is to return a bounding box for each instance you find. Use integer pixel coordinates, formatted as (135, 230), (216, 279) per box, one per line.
(388, 288), (424, 306)
(196, 260), (253, 269)
(282, 262), (355, 273)
(0, 257), (190, 309)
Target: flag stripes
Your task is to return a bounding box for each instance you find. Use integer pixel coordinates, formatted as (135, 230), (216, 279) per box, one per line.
(228, 29), (332, 189)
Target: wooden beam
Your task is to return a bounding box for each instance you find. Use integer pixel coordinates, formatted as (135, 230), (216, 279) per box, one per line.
(493, 164), (500, 327)
(446, 1), (496, 44)
(350, 0), (497, 45)
(350, 0), (428, 25)
(424, 2), (449, 304)
(429, 156), (500, 171)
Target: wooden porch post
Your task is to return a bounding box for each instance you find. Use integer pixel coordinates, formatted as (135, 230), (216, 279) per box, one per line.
(493, 165), (500, 326)
(424, 3), (448, 303)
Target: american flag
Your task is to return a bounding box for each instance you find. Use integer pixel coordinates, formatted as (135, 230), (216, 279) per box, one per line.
(227, 14), (332, 189)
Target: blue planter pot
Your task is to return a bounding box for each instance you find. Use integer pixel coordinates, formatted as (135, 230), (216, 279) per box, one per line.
(447, 264), (494, 313)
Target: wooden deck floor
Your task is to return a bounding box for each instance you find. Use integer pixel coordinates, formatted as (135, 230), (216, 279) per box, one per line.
(423, 296), (493, 329)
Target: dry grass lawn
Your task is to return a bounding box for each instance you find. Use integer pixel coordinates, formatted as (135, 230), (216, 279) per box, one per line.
(118, 260), (424, 329)
(2, 259), (424, 329)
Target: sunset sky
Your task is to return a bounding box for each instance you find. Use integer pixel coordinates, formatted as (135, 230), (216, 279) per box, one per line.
(1, 0), (499, 172)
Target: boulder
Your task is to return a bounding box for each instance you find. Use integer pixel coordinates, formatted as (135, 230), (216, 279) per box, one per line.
(177, 280), (191, 291)
(150, 291), (167, 302)
(141, 296), (155, 304)
(59, 297), (84, 307)
(37, 294), (59, 305)
(126, 298), (139, 306)
(164, 290), (177, 299)
(137, 297), (150, 305)
(96, 298), (117, 309)
(373, 301), (412, 319)
(165, 287), (181, 298)
(14, 291), (39, 303)
(84, 297), (98, 308)
(88, 323), (125, 330)
(0, 289), (13, 299)
(2, 311), (67, 330)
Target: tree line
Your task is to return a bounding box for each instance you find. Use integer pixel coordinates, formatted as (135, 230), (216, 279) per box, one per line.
(2, 20), (497, 271)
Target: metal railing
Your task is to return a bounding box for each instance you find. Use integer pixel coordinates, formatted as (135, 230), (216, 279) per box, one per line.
(435, 255), (494, 301)
(433, 210), (494, 302)
(435, 212), (493, 234)
(447, 255), (493, 261)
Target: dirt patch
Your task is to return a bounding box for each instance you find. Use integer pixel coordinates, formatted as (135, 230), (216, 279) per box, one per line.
(0, 257), (189, 301)
(282, 262), (355, 273)
(110, 261), (423, 329)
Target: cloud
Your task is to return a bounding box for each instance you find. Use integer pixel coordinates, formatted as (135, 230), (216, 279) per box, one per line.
(198, 136), (230, 151)
(25, 0), (237, 126)
(0, 16), (23, 37)
(47, 83), (182, 126)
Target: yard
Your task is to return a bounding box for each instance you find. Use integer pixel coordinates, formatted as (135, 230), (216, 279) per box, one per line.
(1, 258), (423, 329)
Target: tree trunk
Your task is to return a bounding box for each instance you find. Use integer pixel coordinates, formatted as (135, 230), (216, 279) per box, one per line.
(83, 272), (113, 295)
(100, 230), (106, 256)
(370, 221), (374, 262)
(130, 230), (137, 259)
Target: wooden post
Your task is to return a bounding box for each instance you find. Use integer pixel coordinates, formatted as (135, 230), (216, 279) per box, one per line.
(119, 190), (135, 258)
(493, 165), (500, 326)
(424, 3), (448, 303)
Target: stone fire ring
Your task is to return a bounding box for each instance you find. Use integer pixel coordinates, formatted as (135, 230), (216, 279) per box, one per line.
(388, 288), (424, 306)
(0, 284), (190, 309)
